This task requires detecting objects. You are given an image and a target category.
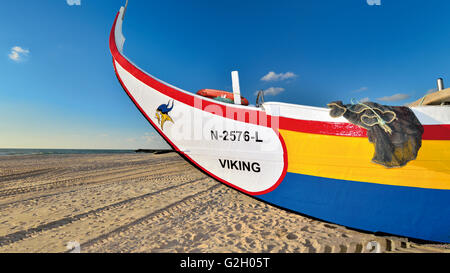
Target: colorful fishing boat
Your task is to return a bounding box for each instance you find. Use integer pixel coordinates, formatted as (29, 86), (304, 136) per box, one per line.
(109, 4), (450, 243)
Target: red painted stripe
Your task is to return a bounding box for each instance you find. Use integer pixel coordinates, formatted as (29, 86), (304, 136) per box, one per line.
(422, 124), (450, 140)
(279, 117), (450, 140)
(279, 117), (366, 137)
(110, 12), (450, 141)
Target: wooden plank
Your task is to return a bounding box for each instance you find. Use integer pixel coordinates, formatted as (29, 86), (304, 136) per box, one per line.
(408, 88), (450, 106)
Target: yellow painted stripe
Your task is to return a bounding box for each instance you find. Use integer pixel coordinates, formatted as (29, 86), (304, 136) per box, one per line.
(280, 129), (450, 190)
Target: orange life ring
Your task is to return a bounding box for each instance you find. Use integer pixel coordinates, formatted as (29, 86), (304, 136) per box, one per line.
(197, 89), (249, 106)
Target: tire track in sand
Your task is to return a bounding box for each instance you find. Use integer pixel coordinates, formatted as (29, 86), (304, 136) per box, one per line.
(0, 171), (206, 236)
(0, 168), (56, 183)
(0, 160), (187, 198)
(0, 156), (181, 192)
(80, 183), (222, 252)
(0, 167), (192, 210)
(0, 177), (211, 248)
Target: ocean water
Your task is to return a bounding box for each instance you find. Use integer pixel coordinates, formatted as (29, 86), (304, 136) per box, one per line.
(0, 149), (135, 156)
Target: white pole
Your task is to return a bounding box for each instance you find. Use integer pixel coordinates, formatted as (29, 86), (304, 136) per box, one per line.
(437, 78), (444, 91)
(231, 71), (242, 105)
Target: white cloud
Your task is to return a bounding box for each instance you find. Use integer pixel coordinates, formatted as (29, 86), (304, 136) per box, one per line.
(66, 0), (81, 6)
(377, 93), (410, 102)
(352, 86), (368, 93)
(8, 46), (30, 62)
(261, 71), (297, 82)
(255, 87), (285, 96)
(359, 97), (370, 103)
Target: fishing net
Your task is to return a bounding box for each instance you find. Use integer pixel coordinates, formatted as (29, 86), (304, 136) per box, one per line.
(327, 100), (424, 168)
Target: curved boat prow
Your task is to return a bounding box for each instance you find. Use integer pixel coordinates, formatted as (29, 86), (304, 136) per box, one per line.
(109, 5), (288, 196)
(114, 6), (126, 54)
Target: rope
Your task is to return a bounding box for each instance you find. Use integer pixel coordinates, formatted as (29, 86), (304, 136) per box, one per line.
(328, 100), (397, 134)
(346, 99), (397, 135)
(419, 95), (427, 106)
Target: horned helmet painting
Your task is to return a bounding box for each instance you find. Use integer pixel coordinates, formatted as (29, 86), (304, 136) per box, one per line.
(155, 100), (174, 130)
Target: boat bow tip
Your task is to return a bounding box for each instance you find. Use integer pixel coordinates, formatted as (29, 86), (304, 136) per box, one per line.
(112, 6), (127, 55)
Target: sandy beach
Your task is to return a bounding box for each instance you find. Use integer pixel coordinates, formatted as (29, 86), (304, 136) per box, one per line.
(0, 152), (448, 253)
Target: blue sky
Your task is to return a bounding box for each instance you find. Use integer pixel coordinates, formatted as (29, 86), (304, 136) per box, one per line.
(1, 0), (449, 149)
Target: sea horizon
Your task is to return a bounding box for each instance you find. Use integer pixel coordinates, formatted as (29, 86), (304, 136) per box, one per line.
(0, 148), (137, 156)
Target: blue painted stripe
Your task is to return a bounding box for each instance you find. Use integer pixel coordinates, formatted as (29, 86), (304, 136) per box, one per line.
(258, 172), (450, 243)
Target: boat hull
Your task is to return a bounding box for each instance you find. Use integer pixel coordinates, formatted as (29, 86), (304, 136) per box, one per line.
(260, 172), (450, 243)
(110, 7), (450, 243)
